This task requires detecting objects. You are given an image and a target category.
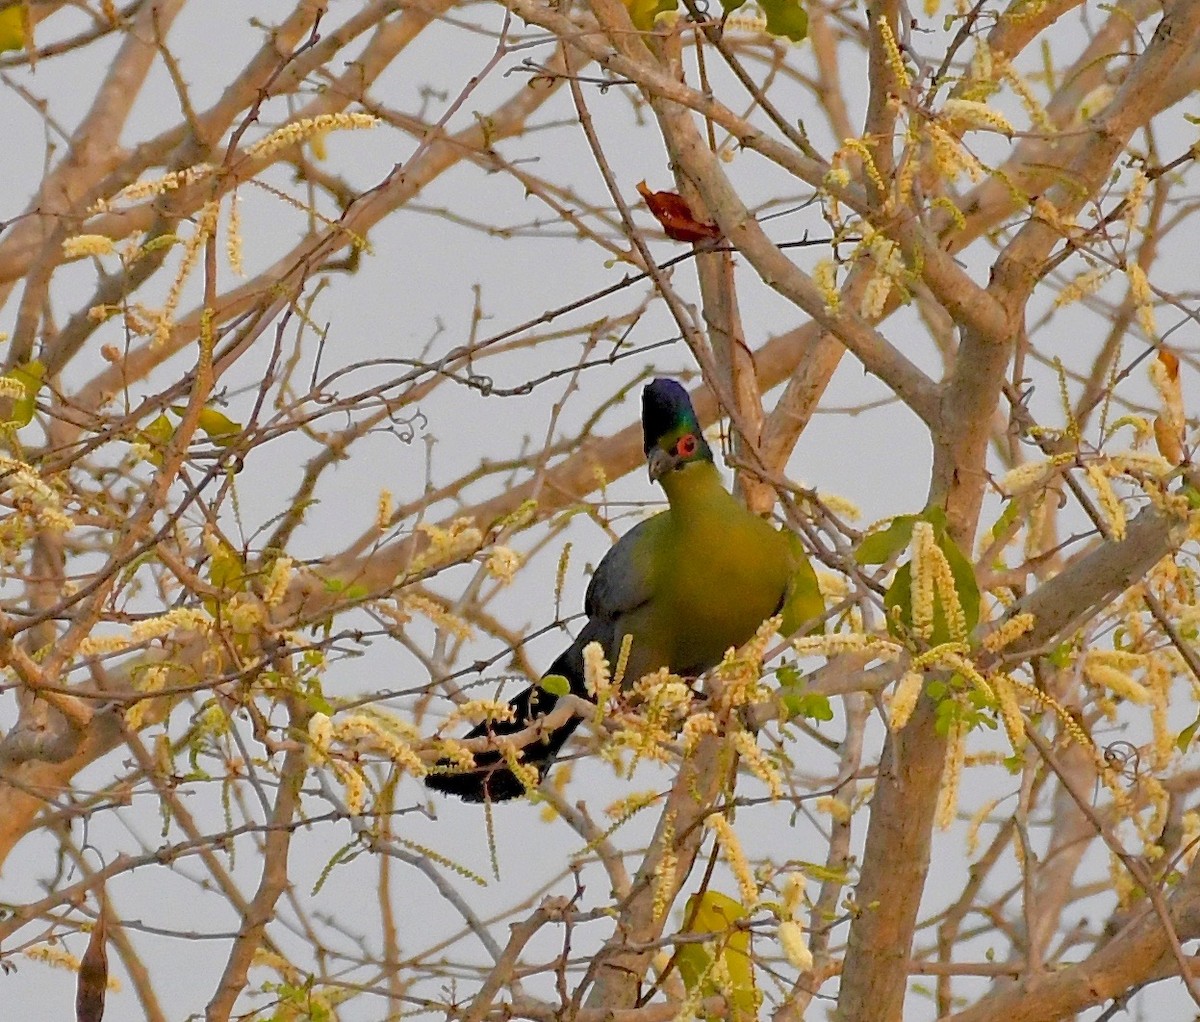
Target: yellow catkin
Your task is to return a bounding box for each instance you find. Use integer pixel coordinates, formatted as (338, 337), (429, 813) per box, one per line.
(308, 712), (332, 759)
(1083, 655), (1150, 704)
(1147, 657), (1173, 769)
(651, 812), (678, 921)
(997, 59), (1053, 133)
(992, 673), (1026, 751)
(840, 137), (888, 198)
(941, 99), (1015, 135)
(1053, 267), (1108, 308)
(445, 699), (517, 727)
(792, 633), (901, 659)
(929, 544), (967, 641)
(926, 122), (986, 183)
(779, 919), (813, 971)
(62, 234), (116, 259)
(245, 112), (379, 161)
(94, 163), (214, 213)
(1126, 260), (1156, 339)
(226, 191), (244, 277)
(815, 795), (852, 824)
(813, 258), (840, 314)
(706, 814), (758, 907)
(125, 665), (168, 731)
(733, 730), (783, 800)
(965, 795), (1003, 857)
(154, 199), (218, 348)
(484, 547), (521, 584)
(402, 594), (472, 641)
(376, 489), (393, 532)
(982, 612), (1035, 652)
(911, 521), (938, 640)
(874, 16), (912, 91)
(24, 945), (83, 972)
(1124, 168), (1148, 235)
(262, 556), (292, 607)
(1084, 463), (1126, 541)
(935, 717), (966, 830)
(584, 640), (611, 701)
(889, 670), (924, 731)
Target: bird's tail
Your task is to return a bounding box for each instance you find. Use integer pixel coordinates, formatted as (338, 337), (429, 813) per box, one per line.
(424, 639), (593, 802)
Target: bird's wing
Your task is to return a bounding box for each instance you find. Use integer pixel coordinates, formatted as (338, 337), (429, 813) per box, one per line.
(583, 513), (664, 622)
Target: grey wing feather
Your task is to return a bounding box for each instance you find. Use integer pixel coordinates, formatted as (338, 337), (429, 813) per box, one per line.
(583, 514), (661, 621)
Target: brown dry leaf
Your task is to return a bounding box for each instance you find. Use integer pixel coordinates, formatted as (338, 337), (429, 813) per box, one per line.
(76, 912), (107, 1022)
(636, 180), (721, 243)
(1153, 347), (1185, 463)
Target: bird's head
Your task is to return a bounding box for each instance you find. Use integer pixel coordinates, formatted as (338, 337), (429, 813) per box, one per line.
(642, 378), (714, 483)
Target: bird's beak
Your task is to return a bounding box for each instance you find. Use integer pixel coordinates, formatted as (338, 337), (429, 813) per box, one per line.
(647, 447), (673, 483)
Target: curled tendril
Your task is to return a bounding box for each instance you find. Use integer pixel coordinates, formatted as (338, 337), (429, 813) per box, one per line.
(1104, 740), (1142, 782)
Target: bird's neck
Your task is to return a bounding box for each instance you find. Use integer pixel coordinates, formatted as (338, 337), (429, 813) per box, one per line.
(660, 460), (728, 513)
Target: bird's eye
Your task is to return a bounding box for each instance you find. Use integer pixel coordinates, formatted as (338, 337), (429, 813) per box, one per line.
(676, 434), (698, 457)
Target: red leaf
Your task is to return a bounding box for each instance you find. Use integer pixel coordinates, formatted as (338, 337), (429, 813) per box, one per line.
(636, 180), (721, 243)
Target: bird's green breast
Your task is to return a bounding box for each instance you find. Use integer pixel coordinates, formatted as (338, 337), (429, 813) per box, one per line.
(650, 463), (790, 675)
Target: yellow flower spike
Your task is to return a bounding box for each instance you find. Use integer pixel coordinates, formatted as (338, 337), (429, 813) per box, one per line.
(815, 795), (853, 824)
(245, 113), (379, 162)
(778, 919), (813, 971)
(889, 670), (924, 731)
(62, 234), (116, 259)
(874, 16), (912, 91)
(1084, 660), (1150, 704)
(705, 815), (758, 908)
(732, 731), (783, 800)
(484, 546), (521, 584)
(1053, 267), (1108, 308)
(910, 521), (938, 640)
(997, 59), (1053, 133)
(935, 716), (966, 830)
(1084, 463), (1126, 541)
(982, 612), (1035, 653)
(813, 259), (840, 314)
(941, 99), (1015, 135)
(651, 812), (677, 922)
(991, 673), (1027, 751)
(376, 489), (393, 532)
(1127, 260), (1157, 339)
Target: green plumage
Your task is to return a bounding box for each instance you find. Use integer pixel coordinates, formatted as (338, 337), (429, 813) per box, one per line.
(426, 379), (791, 802)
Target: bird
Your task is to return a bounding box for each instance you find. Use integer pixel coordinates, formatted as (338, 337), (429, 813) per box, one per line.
(425, 378), (793, 802)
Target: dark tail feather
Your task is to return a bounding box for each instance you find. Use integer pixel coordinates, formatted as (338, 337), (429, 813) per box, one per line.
(425, 640), (593, 802)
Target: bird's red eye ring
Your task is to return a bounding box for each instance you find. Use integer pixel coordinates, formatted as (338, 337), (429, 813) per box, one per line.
(676, 434), (698, 457)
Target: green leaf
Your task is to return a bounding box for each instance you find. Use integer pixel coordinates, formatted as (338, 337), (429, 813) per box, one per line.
(171, 404), (243, 447)
(137, 412), (175, 465)
(988, 498), (1021, 542)
(939, 528), (980, 634)
(720, 0), (746, 13)
(779, 531), (824, 636)
(1178, 715), (1200, 754)
(321, 577), (368, 601)
(758, 0), (808, 41)
(622, 0), (676, 30)
(677, 891), (758, 1021)
(0, 6), (24, 54)
(780, 687), (833, 722)
(208, 542), (246, 592)
(539, 674), (570, 697)
(883, 561), (913, 640)
(856, 515), (917, 565)
(2, 359), (44, 427)
(880, 510), (979, 644)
